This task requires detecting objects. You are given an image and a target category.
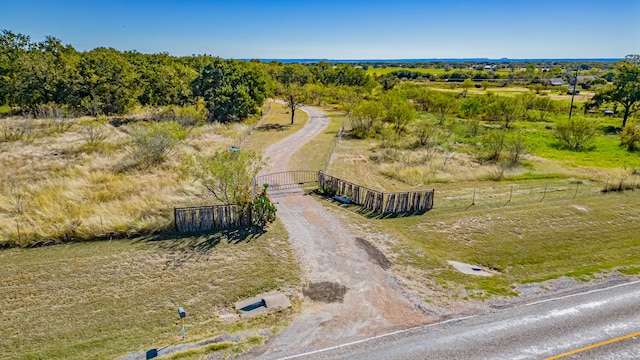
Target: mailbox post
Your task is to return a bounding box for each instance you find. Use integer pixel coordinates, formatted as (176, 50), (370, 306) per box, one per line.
(178, 307), (186, 339)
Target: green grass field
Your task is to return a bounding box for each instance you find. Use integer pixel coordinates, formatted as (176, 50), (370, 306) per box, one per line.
(324, 188), (640, 299)
(242, 102), (309, 152)
(287, 107), (347, 171)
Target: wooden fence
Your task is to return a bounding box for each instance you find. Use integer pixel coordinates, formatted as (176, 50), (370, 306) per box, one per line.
(318, 172), (434, 214)
(174, 205), (251, 233)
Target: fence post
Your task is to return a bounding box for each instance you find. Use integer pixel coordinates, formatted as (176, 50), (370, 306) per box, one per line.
(541, 183), (548, 202)
(471, 188), (476, 206)
(507, 185), (514, 204)
(16, 220), (20, 243)
(574, 182), (580, 199)
(174, 207), (178, 232)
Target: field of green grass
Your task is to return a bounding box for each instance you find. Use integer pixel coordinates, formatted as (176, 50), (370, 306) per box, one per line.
(242, 102), (309, 152)
(322, 97), (640, 299)
(325, 188), (640, 299)
(0, 222), (301, 359)
(287, 107), (347, 171)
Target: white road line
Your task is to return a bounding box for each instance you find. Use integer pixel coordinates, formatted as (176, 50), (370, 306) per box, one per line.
(278, 280), (640, 359)
(525, 280), (640, 307)
(278, 316), (476, 360)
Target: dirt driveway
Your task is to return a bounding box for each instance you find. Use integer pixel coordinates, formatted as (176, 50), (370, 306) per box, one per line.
(248, 106), (430, 359)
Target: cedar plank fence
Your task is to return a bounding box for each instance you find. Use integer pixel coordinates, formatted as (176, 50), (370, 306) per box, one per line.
(174, 205), (251, 233)
(174, 171), (435, 233)
(318, 172), (434, 214)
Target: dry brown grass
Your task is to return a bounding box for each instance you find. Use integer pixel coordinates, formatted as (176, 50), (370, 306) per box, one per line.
(0, 117), (247, 246)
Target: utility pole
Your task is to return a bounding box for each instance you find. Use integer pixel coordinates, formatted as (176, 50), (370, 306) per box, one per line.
(568, 67), (579, 120)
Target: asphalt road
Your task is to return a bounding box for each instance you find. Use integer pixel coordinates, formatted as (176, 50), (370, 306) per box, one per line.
(285, 280), (640, 360)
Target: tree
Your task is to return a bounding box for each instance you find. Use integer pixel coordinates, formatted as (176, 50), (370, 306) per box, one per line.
(350, 100), (385, 138)
(533, 96), (557, 121)
(554, 116), (598, 151)
(484, 96), (524, 128)
(74, 47), (139, 115)
(461, 98), (482, 119)
(620, 123), (640, 151)
(193, 59), (271, 123)
(429, 92), (458, 125)
(383, 96), (416, 133)
(182, 148), (263, 206)
(590, 57), (640, 128)
(460, 78), (475, 94)
(281, 83), (304, 125)
(377, 74), (399, 91)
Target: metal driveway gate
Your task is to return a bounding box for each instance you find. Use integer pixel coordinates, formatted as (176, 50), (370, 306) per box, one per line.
(254, 170), (319, 191)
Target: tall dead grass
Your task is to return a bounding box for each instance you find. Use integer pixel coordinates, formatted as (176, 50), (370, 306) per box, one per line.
(0, 117), (244, 247)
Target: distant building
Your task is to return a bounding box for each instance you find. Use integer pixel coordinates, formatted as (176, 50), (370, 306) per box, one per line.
(547, 77), (565, 86)
(604, 110), (614, 117)
(484, 65), (493, 70)
(569, 75), (597, 85)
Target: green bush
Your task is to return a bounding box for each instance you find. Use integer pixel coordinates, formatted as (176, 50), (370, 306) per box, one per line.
(620, 123), (640, 151)
(130, 121), (188, 166)
(554, 116), (598, 151)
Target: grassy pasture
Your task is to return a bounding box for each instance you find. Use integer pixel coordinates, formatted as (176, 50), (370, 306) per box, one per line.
(326, 187), (640, 299)
(322, 102), (640, 298)
(287, 107), (347, 171)
(241, 102), (309, 152)
(0, 223), (300, 359)
(0, 102), (304, 359)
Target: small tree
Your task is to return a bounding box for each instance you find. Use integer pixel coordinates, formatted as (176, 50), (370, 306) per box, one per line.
(280, 83), (305, 125)
(460, 78), (475, 94)
(554, 116), (598, 151)
(350, 100), (385, 138)
(429, 92), (458, 125)
(484, 96), (524, 128)
(482, 130), (507, 161)
(506, 132), (528, 166)
(182, 148), (263, 206)
(534, 96), (557, 121)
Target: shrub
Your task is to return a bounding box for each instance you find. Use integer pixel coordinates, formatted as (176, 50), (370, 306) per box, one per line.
(80, 116), (110, 147)
(554, 116), (598, 151)
(482, 129), (507, 161)
(620, 123), (640, 151)
(130, 121), (188, 166)
(252, 184), (277, 228)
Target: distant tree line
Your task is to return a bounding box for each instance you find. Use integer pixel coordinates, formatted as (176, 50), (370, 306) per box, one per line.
(0, 31), (372, 121)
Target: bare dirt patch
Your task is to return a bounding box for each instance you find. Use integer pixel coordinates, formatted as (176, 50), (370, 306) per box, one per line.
(355, 237), (392, 270)
(303, 282), (348, 303)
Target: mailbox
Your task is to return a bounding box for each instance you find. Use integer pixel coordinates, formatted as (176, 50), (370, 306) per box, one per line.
(178, 307), (186, 319)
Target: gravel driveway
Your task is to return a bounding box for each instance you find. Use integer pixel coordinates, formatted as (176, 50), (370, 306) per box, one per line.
(248, 106), (429, 359)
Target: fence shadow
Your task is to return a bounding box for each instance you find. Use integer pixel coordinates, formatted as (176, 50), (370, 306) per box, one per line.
(141, 226), (265, 253)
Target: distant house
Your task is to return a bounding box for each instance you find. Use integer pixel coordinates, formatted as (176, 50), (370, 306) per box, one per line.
(483, 65), (493, 71)
(569, 75), (596, 85)
(604, 110), (614, 117)
(547, 77), (565, 86)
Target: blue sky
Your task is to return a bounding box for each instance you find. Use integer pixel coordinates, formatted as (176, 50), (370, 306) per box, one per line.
(1, 0), (638, 59)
